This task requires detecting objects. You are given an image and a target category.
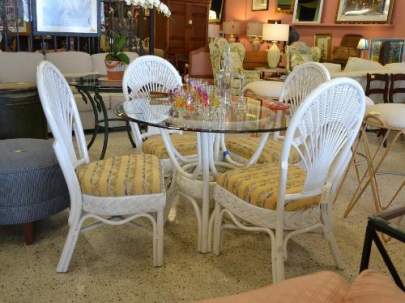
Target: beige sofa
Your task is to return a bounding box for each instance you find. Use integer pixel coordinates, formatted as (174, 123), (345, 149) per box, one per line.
(0, 50), (162, 130)
(322, 58), (405, 103)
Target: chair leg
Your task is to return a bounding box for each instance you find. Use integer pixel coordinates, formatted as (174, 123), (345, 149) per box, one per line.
(57, 219), (83, 273)
(153, 210), (164, 267)
(23, 222), (35, 245)
(321, 205), (344, 269)
(212, 206), (224, 256)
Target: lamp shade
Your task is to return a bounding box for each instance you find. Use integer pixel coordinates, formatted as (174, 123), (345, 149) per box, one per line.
(222, 21), (241, 35)
(357, 38), (369, 50)
(262, 23), (289, 42)
(246, 22), (263, 37)
(209, 10), (217, 21)
(208, 24), (220, 38)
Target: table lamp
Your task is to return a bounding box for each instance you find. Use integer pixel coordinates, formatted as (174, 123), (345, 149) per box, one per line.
(222, 21), (241, 43)
(262, 23), (289, 68)
(208, 24), (220, 42)
(357, 38), (369, 59)
(246, 22), (263, 51)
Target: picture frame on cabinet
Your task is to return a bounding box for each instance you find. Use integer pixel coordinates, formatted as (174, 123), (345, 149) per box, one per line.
(336, 0), (395, 24)
(252, 0), (269, 11)
(370, 39), (405, 65)
(292, 0), (324, 24)
(314, 33), (332, 62)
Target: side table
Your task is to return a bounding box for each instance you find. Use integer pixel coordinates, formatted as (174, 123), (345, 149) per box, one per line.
(360, 206), (405, 291)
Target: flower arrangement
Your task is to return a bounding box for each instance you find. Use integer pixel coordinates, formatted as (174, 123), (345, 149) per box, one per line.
(124, 0), (171, 17)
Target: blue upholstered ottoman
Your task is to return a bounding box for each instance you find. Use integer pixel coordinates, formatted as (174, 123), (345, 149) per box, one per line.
(0, 139), (69, 244)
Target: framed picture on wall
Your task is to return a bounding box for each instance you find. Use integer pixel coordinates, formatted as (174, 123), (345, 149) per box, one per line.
(314, 33), (332, 62)
(0, 0), (29, 33)
(292, 0), (324, 24)
(252, 0), (269, 11)
(370, 39), (405, 65)
(336, 0), (395, 24)
(276, 0), (294, 13)
(32, 0), (101, 36)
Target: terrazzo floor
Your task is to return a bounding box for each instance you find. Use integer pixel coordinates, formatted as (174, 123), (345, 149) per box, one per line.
(1, 131), (404, 303)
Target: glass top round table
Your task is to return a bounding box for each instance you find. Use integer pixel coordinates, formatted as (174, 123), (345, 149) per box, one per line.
(115, 96), (287, 254)
(114, 97), (286, 134)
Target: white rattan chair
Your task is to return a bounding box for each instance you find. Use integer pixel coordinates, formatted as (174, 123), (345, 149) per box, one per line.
(225, 62), (331, 165)
(123, 55), (197, 172)
(212, 78), (366, 282)
(37, 61), (166, 272)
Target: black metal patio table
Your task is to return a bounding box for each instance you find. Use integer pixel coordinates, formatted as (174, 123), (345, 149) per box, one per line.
(69, 75), (135, 159)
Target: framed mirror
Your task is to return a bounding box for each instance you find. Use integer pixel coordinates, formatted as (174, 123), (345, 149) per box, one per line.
(209, 0), (224, 23)
(292, 0), (324, 24)
(277, 0), (293, 13)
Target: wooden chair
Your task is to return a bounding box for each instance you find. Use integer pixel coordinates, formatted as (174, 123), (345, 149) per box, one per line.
(365, 73), (390, 103)
(389, 73), (405, 103)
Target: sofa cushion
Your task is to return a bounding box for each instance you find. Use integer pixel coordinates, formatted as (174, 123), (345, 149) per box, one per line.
(0, 52), (44, 83)
(196, 271), (350, 303)
(46, 51), (93, 76)
(322, 63), (342, 74)
(243, 80), (284, 99)
(384, 62), (405, 73)
(344, 57), (384, 73)
(343, 270), (405, 303)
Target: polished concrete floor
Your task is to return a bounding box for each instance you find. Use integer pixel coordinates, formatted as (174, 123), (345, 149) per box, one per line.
(1, 132), (404, 303)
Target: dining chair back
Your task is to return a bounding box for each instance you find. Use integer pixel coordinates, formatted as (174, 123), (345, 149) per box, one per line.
(280, 62), (331, 115)
(123, 55), (183, 151)
(36, 61), (89, 227)
(37, 61), (166, 272)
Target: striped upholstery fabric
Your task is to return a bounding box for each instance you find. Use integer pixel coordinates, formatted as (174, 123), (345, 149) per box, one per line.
(226, 135), (300, 163)
(216, 163), (321, 211)
(143, 133), (197, 159)
(77, 154), (162, 197)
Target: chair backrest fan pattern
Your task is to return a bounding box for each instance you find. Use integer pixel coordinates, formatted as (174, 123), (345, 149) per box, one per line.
(37, 61), (89, 224)
(281, 78), (365, 199)
(280, 62), (331, 115)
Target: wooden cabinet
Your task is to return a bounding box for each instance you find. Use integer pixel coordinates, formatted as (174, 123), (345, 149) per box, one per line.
(156, 0), (210, 59)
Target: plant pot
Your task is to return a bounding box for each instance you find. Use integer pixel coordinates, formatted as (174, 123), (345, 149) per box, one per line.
(105, 60), (126, 81)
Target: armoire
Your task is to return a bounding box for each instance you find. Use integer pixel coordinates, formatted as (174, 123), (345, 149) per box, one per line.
(155, 0), (211, 65)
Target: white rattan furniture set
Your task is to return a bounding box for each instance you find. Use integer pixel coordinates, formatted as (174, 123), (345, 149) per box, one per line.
(36, 56), (366, 283)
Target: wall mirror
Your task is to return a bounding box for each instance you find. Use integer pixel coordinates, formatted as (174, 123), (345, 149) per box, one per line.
(277, 0), (293, 13)
(209, 0), (224, 23)
(292, 0), (324, 24)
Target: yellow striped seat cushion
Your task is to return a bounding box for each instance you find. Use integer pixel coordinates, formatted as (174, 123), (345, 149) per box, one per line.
(216, 163), (320, 211)
(143, 133), (197, 159)
(77, 154), (162, 197)
(225, 135), (299, 164)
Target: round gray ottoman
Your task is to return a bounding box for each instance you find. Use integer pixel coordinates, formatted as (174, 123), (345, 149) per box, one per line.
(0, 139), (69, 243)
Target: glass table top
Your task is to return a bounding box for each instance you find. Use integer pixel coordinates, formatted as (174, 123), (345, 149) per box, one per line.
(114, 97), (286, 134)
(67, 74), (122, 92)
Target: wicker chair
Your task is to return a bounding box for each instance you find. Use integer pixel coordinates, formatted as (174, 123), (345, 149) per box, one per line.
(123, 55), (198, 174)
(37, 61), (166, 272)
(212, 78), (366, 282)
(224, 62), (331, 165)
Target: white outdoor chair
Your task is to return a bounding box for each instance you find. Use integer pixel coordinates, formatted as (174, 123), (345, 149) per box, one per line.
(225, 62), (331, 165)
(212, 78), (366, 282)
(37, 61), (166, 272)
(123, 55), (197, 173)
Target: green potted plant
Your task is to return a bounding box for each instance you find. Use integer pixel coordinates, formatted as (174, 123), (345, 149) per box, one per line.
(105, 34), (130, 80)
